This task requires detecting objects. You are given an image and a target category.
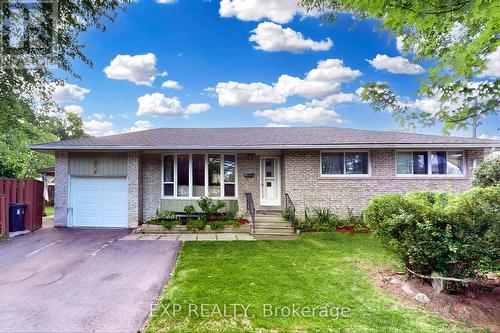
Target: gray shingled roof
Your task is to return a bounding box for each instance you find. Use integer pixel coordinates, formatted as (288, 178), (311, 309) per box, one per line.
(30, 127), (499, 151)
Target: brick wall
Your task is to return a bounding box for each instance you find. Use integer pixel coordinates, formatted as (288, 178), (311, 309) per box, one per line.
(283, 149), (484, 218)
(142, 153), (161, 221)
(54, 152), (68, 227)
(127, 151), (142, 228)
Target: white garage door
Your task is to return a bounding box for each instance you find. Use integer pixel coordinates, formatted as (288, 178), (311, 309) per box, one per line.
(70, 177), (127, 228)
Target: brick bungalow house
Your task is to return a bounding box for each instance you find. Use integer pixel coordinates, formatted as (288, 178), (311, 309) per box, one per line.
(30, 127), (498, 232)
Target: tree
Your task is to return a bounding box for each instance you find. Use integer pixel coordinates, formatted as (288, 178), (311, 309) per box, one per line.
(0, 0), (129, 106)
(472, 153), (500, 188)
(0, 0), (125, 177)
(0, 94), (58, 178)
(46, 111), (88, 140)
(301, 0), (499, 136)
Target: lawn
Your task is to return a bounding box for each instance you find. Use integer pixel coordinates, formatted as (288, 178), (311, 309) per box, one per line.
(146, 233), (477, 333)
(44, 206), (54, 216)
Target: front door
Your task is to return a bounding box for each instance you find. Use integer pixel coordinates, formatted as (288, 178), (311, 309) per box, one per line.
(260, 157), (280, 206)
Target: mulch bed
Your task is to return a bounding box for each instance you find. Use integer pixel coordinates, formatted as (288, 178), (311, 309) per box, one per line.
(372, 270), (500, 332)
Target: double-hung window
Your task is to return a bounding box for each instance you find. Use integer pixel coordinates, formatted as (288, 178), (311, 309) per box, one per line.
(162, 153), (237, 198)
(321, 152), (370, 175)
(395, 151), (464, 175)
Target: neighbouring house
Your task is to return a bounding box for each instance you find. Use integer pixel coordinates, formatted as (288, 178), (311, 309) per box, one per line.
(30, 127), (499, 229)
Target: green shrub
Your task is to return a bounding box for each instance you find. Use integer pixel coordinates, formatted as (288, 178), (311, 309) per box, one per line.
(282, 208), (294, 221)
(147, 218), (178, 229)
(184, 205), (196, 216)
(187, 219), (206, 231)
(297, 207), (339, 231)
(209, 220), (226, 230)
(198, 197), (226, 220)
(472, 154), (500, 188)
(364, 188), (500, 284)
(223, 211), (236, 222)
(340, 207), (367, 230)
(155, 209), (177, 220)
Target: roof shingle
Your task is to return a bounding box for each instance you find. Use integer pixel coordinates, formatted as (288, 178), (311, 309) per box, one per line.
(30, 127), (499, 150)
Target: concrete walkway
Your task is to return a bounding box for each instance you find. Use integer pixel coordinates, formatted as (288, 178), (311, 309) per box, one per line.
(121, 233), (255, 241)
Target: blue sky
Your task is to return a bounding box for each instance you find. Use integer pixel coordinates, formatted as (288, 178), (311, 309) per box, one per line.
(52, 0), (499, 138)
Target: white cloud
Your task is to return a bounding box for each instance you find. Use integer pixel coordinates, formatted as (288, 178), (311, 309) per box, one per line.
(367, 54), (424, 74)
(214, 58), (361, 108)
(186, 103), (211, 114)
(84, 119), (116, 137)
(123, 120), (155, 133)
(51, 83), (90, 103)
(161, 80), (183, 90)
(156, 0), (176, 3)
(396, 36), (404, 54)
(479, 47), (500, 78)
(215, 81), (286, 108)
(410, 97), (441, 115)
(250, 22), (332, 53)
(305, 59), (362, 83)
(91, 112), (105, 120)
(63, 105), (83, 115)
(104, 53), (165, 86)
(265, 123), (290, 127)
(121, 113), (129, 119)
(219, 0), (313, 24)
(254, 104), (343, 125)
(137, 93), (210, 117)
(479, 134), (500, 140)
(307, 93), (358, 107)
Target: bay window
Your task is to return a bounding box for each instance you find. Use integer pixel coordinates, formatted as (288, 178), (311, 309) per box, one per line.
(192, 154), (205, 197)
(162, 153), (237, 198)
(208, 154), (221, 197)
(396, 151), (464, 175)
(163, 155), (174, 196)
(321, 152), (369, 175)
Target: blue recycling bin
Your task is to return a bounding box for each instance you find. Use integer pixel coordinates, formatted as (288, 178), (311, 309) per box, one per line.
(9, 203), (27, 232)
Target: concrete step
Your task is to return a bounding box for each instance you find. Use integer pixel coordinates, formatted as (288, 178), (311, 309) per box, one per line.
(256, 209), (282, 215)
(253, 227), (295, 234)
(254, 215), (287, 222)
(254, 222), (293, 228)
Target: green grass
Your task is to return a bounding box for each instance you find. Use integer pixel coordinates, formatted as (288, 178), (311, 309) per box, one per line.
(146, 233), (480, 333)
(44, 206), (54, 216)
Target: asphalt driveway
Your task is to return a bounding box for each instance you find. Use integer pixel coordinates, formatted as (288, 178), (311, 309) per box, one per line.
(0, 228), (181, 332)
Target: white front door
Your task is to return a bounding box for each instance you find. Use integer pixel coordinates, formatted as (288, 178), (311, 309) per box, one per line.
(260, 157), (280, 206)
(70, 177), (128, 228)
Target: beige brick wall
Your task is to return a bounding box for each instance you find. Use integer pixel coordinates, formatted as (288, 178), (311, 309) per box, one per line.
(54, 152), (68, 227)
(127, 151), (142, 228)
(283, 149), (484, 218)
(142, 153), (161, 221)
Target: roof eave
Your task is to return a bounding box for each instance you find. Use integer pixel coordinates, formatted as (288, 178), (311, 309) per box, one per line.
(29, 143), (500, 151)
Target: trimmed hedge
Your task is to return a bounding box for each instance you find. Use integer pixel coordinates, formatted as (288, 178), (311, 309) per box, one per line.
(364, 187), (500, 281)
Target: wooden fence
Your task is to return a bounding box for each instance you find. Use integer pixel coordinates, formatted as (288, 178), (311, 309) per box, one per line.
(0, 179), (44, 237)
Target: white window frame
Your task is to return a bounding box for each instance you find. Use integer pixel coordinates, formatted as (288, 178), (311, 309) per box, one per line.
(320, 151), (371, 177)
(395, 150), (466, 177)
(161, 153), (238, 199)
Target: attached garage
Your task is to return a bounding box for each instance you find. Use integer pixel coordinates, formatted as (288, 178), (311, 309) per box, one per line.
(69, 177), (127, 228)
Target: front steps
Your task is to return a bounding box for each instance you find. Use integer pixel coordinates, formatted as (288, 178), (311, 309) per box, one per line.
(252, 211), (296, 240)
